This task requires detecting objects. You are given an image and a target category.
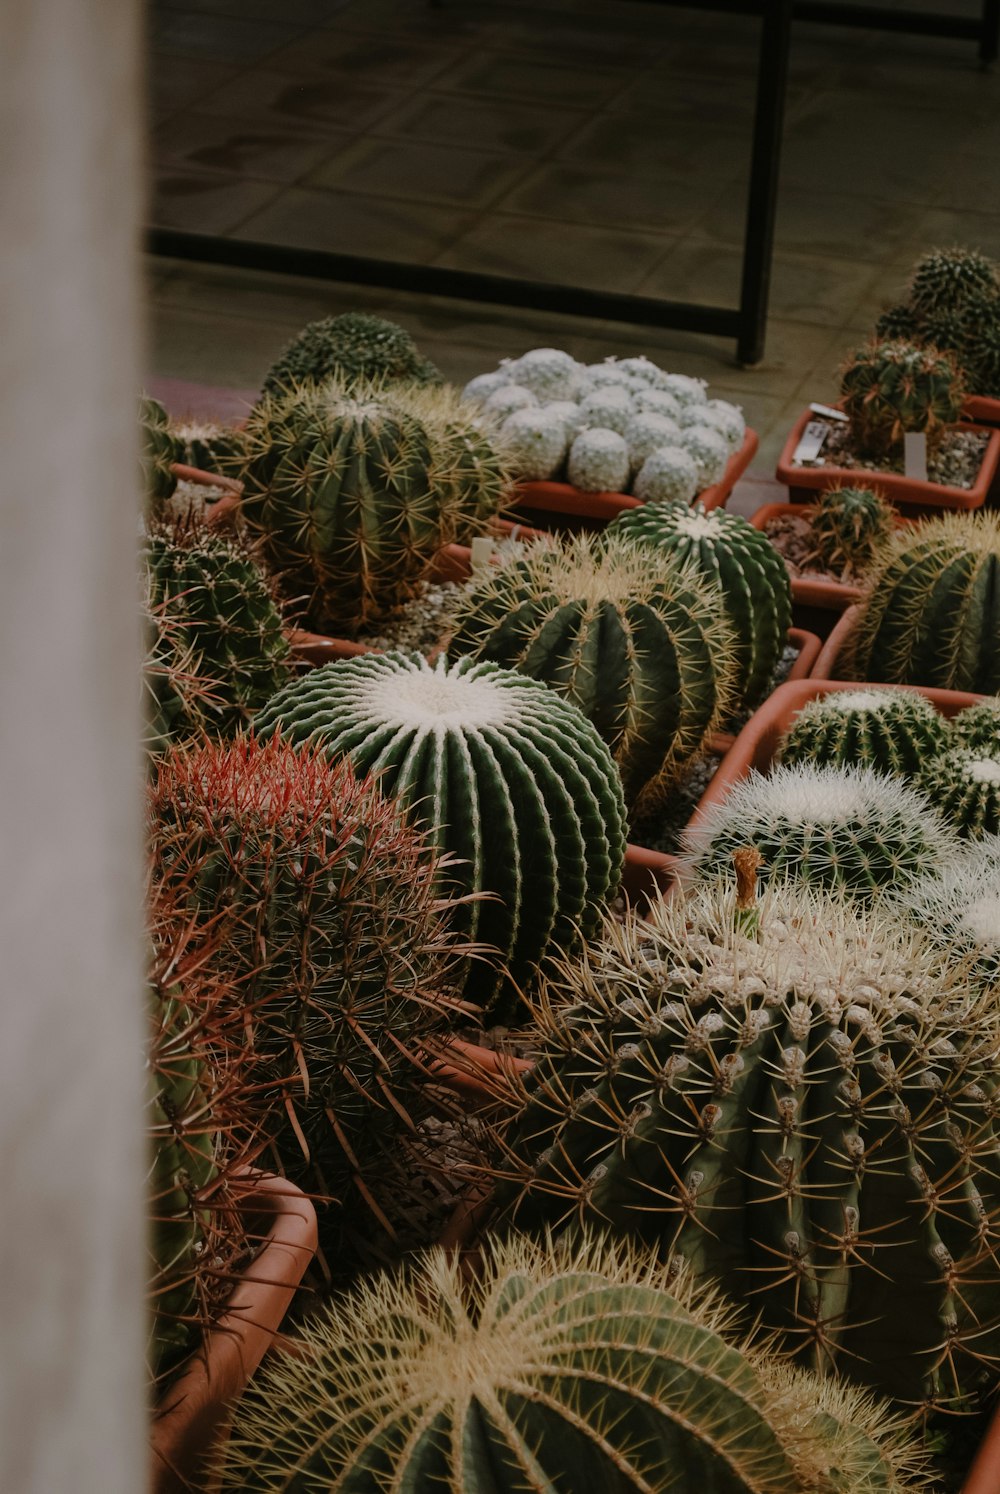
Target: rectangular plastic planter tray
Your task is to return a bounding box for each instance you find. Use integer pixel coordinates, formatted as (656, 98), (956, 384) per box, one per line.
(776, 407), (1000, 512)
(748, 501), (914, 618)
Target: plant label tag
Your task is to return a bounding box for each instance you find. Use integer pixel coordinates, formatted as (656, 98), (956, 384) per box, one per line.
(793, 421), (828, 464)
(903, 432), (928, 481)
(471, 536), (494, 572)
(808, 402), (848, 423)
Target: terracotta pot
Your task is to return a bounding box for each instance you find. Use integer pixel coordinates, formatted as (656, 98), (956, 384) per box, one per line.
(423, 1036), (533, 1107)
(965, 394), (1000, 427)
(776, 408), (1000, 512)
(809, 605), (861, 680)
(963, 1402), (1000, 1494)
(509, 428), (759, 532)
(686, 676), (984, 834)
(169, 463), (244, 533)
(150, 1173), (318, 1494)
(750, 502), (866, 613)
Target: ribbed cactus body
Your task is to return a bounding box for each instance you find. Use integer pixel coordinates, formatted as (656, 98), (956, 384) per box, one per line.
(217, 1232), (924, 1493)
(446, 534), (737, 812)
(238, 384), (454, 635)
(143, 529), (291, 745)
(254, 651), (627, 1009)
(605, 502), (791, 711)
(168, 419), (245, 478)
(909, 247), (1000, 318)
(840, 340), (963, 461)
(954, 697), (1000, 754)
(900, 838), (1000, 982)
(493, 885), (1000, 1407)
(685, 763), (959, 900)
(141, 394), (181, 514)
(808, 485), (894, 579)
(778, 688), (950, 777)
(261, 312), (440, 399)
(847, 514), (1000, 694)
(915, 749), (1000, 838)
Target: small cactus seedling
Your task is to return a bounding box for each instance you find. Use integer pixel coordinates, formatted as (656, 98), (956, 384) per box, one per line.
(846, 512), (1000, 694)
(908, 246), (1000, 319)
(684, 762), (959, 900)
(260, 311), (441, 399)
(953, 697), (1000, 755)
(778, 688), (950, 778)
(915, 749), (1000, 839)
(605, 501), (791, 712)
(253, 651), (627, 1012)
(490, 880), (1000, 1408)
(141, 394), (181, 516)
(808, 484), (895, 580)
(447, 532), (739, 813)
(840, 340), (964, 461)
(215, 1231), (926, 1493)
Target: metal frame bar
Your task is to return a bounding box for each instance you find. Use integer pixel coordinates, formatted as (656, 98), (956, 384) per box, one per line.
(792, 1), (999, 65)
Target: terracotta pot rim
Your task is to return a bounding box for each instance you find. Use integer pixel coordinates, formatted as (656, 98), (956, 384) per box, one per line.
(170, 462), (243, 497)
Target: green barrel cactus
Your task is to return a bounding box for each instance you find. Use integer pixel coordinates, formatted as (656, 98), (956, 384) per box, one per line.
(954, 697), (1000, 754)
(840, 340), (964, 461)
(845, 513), (1000, 694)
(238, 380), (482, 636)
(491, 881), (1000, 1408)
(915, 748), (1000, 839)
(899, 836), (1000, 983)
(260, 311), (441, 400)
(390, 380), (511, 540)
(808, 484), (894, 579)
(141, 394), (181, 515)
(446, 533), (738, 814)
(874, 303), (920, 342)
(604, 501), (791, 712)
(908, 246), (1000, 318)
(254, 651), (627, 1011)
(168, 418), (246, 478)
(150, 735), (465, 1261)
(142, 528), (291, 746)
(216, 1231), (925, 1494)
(778, 687), (950, 778)
(684, 762), (959, 900)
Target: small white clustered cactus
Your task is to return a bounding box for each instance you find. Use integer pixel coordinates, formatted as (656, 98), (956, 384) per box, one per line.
(463, 348), (745, 498)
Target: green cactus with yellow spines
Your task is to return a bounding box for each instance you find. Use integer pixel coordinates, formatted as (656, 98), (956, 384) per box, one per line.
(261, 311), (441, 400)
(915, 748), (1000, 839)
(778, 688), (950, 778)
(808, 485), (895, 580)
(953, 697), (1000, 755)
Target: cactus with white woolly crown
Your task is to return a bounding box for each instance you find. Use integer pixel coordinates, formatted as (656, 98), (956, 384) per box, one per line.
(490, 879), (1000, 1409)
(846, 512), (1000, 694)
(778, 688), (950, 778)
(447, 532), (738, 813)
(260, 311), (440, 399)
(254, 651), (627, 1012)
(898, 837), (1000, 983)
(215, 1229), (926, 1493)
(953, 697), (1000, 755)
(840, 340), (964, 462)
(605, 501), (791, 712)
(684, 762), (959, 899)
(808, 485), (895, 579)
(915, 749), (1000, 839)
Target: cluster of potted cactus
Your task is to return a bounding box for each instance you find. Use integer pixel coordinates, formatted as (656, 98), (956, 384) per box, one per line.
(139, 295), (1000, 1492)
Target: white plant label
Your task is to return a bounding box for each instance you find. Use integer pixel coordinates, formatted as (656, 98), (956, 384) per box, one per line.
(471, 536), (495, 572)
(903, 432), (928, 481)
(793, 420), (829, 464)
(808, 402), (848, 422)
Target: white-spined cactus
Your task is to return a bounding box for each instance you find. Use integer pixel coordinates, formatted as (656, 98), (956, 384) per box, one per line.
(915, 749), (1000, 839)
(624, 410), (683, 467)
(616, 354), (671, 388)
(498, 406), (568, 481)
(663, 371), (708, 406)
(632, 385), (683, 420)
(507, 347), (582, 401)
(900, 836), (1000, 981)
(701, 398), (746, 451)
(682, 422), (730, 486)
(778, 688), (951, 778)
(578, 386), (633, 436)
(634, 444), (700, 503)
(567, 428), (630, 493)
(483, 382), (538, 421)
(462, 369), (510, 405)
(583, 359), (634, 391)
(545, 398), (586, 443)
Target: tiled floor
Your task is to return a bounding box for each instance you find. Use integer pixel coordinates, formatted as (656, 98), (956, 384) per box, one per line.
(147, 0), (1000, 475)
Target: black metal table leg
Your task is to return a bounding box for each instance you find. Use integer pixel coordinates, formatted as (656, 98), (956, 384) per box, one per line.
(982, 0), (1000, 66)
(737, 0), (793, 366)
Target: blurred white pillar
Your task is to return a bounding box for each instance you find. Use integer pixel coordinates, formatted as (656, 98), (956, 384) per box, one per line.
(0, 3), (145, 1492)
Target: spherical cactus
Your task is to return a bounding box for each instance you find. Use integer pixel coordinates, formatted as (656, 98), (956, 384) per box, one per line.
(875, 302), (921, 341)
(391, 381), (510, 538)
(545, 397), (587, 443)
(260, 311), (440, 399)
(624, 409), (683, 467)
(507, 346), (582, 401)
(492, 880), (1000, 1408)
(462, 368), (510, 405)
(168, 419), (245, 478)
(908, 246), (1000, 318)
(684, 762), (960, 900)
(616, 354), (670, 388)
(141, 393), (181, 514)
(968, 313), (1000, 396)
(778, 688), (950, 778)
(567, 427), (630, 493)
(237, 381), (461, 636)
(447, 533), (738, 813)
(953, 697), (1000, 754)
(634, 444), (700, 504)
(483, 382), (538, 421)
(914, 749), (1000, 839)
(702, 398), (746, 451)
(577, 386), (633, 436)
(253, 651), (627, 1011)
(662, 371), (708, 406)
(681, 422), (730, 486)
(900, 836), (1000, 982)
(142, 527), (291, 746)
(840, 339), (964, 461)
(846, 513), (1000, 694)
(583, 359), (634, 391)
(605, 501), (791, 712)
(215, 1230), (926, 1494)
(498, 405), (568, 481)
(808, 484), (895, 579)
(149, 736), (464, 1256)
(632, 385), (682, 420)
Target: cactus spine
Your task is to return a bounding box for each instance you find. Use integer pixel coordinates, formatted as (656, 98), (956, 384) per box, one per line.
(253, 651), (627, 1011)
(216, 1231), (926, 1493)
(605, 501), (792, 712)
(491, 882), (1000, 1408)
(846, 513), (1000, 694)
(446, 533), (738, 813)
(840, 340), (964, 461)
(914, 749), (1000, 839)
(808, 485), (895, 579)
(953, 697), (1000, 755)
(261, 311), (441, 399)
(778, 688), (950, 778)
(899, 837), (1000, 983)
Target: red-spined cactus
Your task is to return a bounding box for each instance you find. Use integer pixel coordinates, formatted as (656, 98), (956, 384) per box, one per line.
(148, 735), (470, 1265)
(840, 339), (964, 461)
